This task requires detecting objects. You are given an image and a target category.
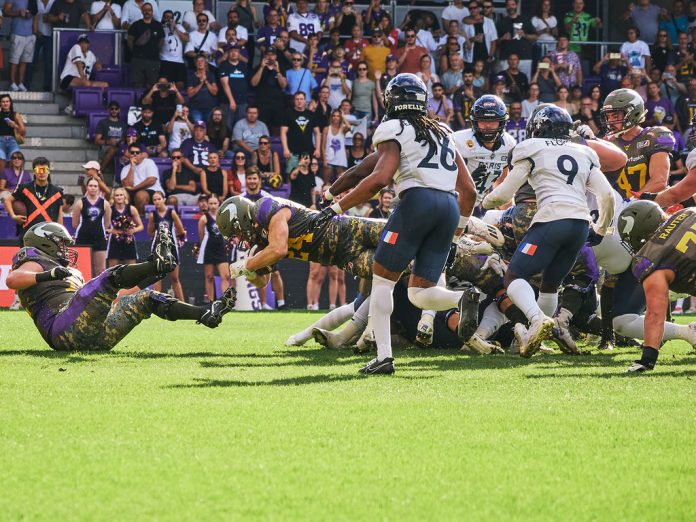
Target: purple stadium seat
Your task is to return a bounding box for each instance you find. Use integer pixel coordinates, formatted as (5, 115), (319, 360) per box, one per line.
(87, 111), (108, 141)
(270, 184), (291, 199)
(178, 205), (200, 219)
(583, 76), (601, 95)
(106, 88), (139, 118)
(94, 66), (124, 87)
(72, 87), (105, 117)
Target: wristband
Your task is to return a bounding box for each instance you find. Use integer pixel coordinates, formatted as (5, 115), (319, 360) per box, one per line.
(330, 201), (343, 214)
(36, 269), (56, 283)
(458, 215), (469, 229)
(324, 188), (334, 201)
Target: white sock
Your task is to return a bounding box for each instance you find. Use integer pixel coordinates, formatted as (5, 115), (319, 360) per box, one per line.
(369, 275), (396, 361)
(507, 279), (543, 322)
(675, 297), (685, 309)
(537, 292), (558, 317)
(296, 302), (354, 343)
(407, 285), (463, 311)
(331, 297), (371, 345)
(277, 299), (285, 307)
(614, 313), (693, 342)
(476, 302), (507, 339)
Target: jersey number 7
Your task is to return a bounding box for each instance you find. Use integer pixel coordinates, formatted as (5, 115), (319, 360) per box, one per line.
(676, 223), (696, 254)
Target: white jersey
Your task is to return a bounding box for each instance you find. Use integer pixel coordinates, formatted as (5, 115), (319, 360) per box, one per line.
(372, 119), (458, 196)
(587, 190), (632, 275)
(685, 148), (696, 171)
(287, 12), (322, 52)
(452, 128), (515, 202)
(509, 137), (602, 225)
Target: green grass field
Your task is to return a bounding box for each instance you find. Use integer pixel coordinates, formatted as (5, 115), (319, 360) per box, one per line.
(2, 310), (696, 520)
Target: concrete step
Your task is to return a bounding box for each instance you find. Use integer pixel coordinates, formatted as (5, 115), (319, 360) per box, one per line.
(21, 137), (93, 148)
(14, 102), (61, 115)
(23, 114), (81, 125)
(0, 91), (54, 102)
(49, 161), (90, 172)
(22, 148), (99, 162)
(25, 125), (87, 139)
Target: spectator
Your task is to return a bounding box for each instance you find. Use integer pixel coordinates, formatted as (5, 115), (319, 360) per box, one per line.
(369, 187), (394, 219)
(206, 108), (231, 158)
(218, 43), (249, 129)
(415, 54), (439, 96)
(363, 0), (387, 32)
(347, 131), (367, 168)
(441, 51), (465, 96)
(462, 1), (498, 68)
(142, 77), (185, 127)
(218, 9), (248, 50)
(322, 109), (349, 183)
(351, 61), (378, 121)
(4, 157), (63, 241)
(496, 0), (537, 79)
(234, 0), (258, 61)
(663, 114), (686, 181)
(254, 135), (282, 190)
(471, 59), (489, 91)
(166, 104), (194, 153)
(90, 0), (121, 30)
(0, 151), (28, 204)
(119, 127), (140, 167)
(286, 51), (318, 101)
(232, 105), (269, 158)
(251, 48), (288, 130)
(396, 28), (428, 74)
(310, 85), (331, 130)
(77, 160), (111, 197)
(197, 193), (232, 302)
(621, 26), (652, 72)
(304, 33), (327, 81)
(160, 10), (189, 91)
(505, 100), (527, 142)
(378, 14), (399, 51)
(375, 54), (398, 112)
(495, 53), (529, 102)
(59, 34), (108, 91)
(593, 53), (628, 97)
(563, 0), (601, 54)
(281, 91), (321, 173)
(575, 96), (601, 135)
(270, 31), (293, 72)
(588, 84), (602, 114)
(187, 55), (219, 123)
(427, 82), (454, 125)
(47, 0), (91, 29)
(553, 84), (578, 116)
(165, 148), (200, 207)
(121, 0), (159, 29)
(287, 0), (322, 52)
(134, 105), (167, 157)
(321, 28), (343, 57)
(200, 150), (228, 200)
(323, 59), (352, 110)
(331, 46), (352, 78)
(453, 70), (481, 129)
(94, 102), (126, 174)
(106, 187), (143, 267)
(147, 191), (185, 301)
(548, 34), (582, 88)
(522, 82), (541, 118)
(345, 24), (369, 68)
(442, 0), (469, 27)
(182, 0), (220, 33)
(229, 152), (247, 194)
(661, 64), (686, 105)
(127, 3), (164, 89)
(257, 8), (283, 55)
(313, 0), (331, 33)
(23, 0), (54, 92)
(674, 31), (693, 85)
(119, 144), (164, 215)
(646, 80), (677, 125)
(660, 1), (688, 44)
(532, 0), (558, 57)
(4, 0), (35, 92)
(362, 28), (390, 79)
(288, 153), (315, 208)
(437, 33), (464, 76)
(72, 177), (111, 276)
(0, 94), (25, 174)
(181, 120), (213, 176)
(623, 0), (661, 44)
(334, 0), (359, 37)
(185, 12), (219, 68)
(531, 56), (561, 102)
(629, 68), (649, 100)
(651, 29), (676, 73)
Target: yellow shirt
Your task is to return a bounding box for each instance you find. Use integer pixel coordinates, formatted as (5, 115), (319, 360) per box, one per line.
(362, 45), (391, 79)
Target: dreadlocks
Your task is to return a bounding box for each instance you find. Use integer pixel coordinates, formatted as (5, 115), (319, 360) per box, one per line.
(395, 111), (451, 150)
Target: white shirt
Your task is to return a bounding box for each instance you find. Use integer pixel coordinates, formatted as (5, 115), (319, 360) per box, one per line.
(90, 1), (122, 30)
(60, 44), (97, 81)
(531, 15), (557, 43)
(218, 24), (248, 43)
(168, 120), (192, 151)
(372, 119), (458, 196)
(287, 11), (322, 52)
(324, 75), (351, 110)
(462, 18), (498, 63)
(121, 0), (160, 26)
(182, 9), (216, 32)
(120, 157), (164, 193)
(161, 23), (186, 62)
(452, 128), (516, 203)
(521, 99), (540, 119)
(483, 137), (614, 232)
(416, 28), (439, 53)
(36, 0), (56, 37)
(620, 40), (651, 69)
(185, 30), (219, 60)
(441, 5), (470, 25)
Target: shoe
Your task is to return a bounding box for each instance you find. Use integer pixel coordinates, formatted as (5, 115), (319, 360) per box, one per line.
(627, 360), (654, 373)
(312, 327), (342, 350)
(285, 333), (306, 347)
(10, 83), (18, 92)
(151, 222), (177, 273)
(598, 332), (615, 351)
(262, 303), (273, 310)
(355, 328), (376, 354)
(64, 104), (73, 115)
(615, 335), (641, 348)
(329, 304), (336, 310)
(17, 83), (27, 92)
(198, 287), (237, 328)
(9, 294), (21, 310)
(463, 332), (504, 354)
(683, 322), (696, 350)
(510, 323), (527, 355)
(551, 309), (579, 354)
(359, 357), (395, 375)
(520, 315), (554, 358)
(673, 306), (684, 315)
(457, 283), (480, 341)
(415, 318), (434, 347)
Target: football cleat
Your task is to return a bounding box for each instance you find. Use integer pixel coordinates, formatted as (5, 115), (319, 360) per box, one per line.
(151, 222), (177, 274)
(311, 327), (345, 350)
(551, 310), (580, 354)
(355, 328), (376, 354)
(510, 323), (527, 355)
(463, 332), (504, 355)
(457, 283), (480, 342)
(359, 357), (395, 375)
(627, 360), (654, 373)
(520, 316), (554, 358)
(598, 332), (615, 351)
(197, 287), (237, 328)
(285, 333), (309, 347)
(415, 318), (434, 347)
(684, 322), (696, 350)
(615, 334), (642, 348)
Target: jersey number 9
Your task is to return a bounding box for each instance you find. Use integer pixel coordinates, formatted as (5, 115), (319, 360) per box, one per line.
(557, 154), (578, 185)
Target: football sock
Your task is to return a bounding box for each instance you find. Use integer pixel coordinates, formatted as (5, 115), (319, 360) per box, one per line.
(614, 313), (694, 342)
(407, 285), (463, 311)
(171, 302), (208, 321)
(507, 279), (543, 322)
(114, 261), (160, 288)
(537, 291), (558, 317)
(296, 302), (354, 344)
(600, 284), (614, 337)
(476, 302), (507, 339)
(369, 275), (396, 361)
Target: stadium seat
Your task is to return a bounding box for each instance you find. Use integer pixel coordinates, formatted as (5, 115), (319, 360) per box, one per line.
(106, 88), (140, 118)
(583, 76), (601, 95)
(87, 111), (108, 141)
(72, 87), (106, 117)
(178, 206), (200, 219)
(94, 66), (124, 87)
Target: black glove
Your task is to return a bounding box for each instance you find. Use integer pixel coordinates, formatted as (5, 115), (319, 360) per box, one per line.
(446, 242), (457, 269)
(36, 266), (71, 283)
(314, 206), (338, 230)
(638, 192), (657, 201)
(586, 228), (604, 247)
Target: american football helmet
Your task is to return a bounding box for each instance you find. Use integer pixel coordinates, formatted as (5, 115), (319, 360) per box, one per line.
(23, 222), (77, 267)
(617, 200), (665, 253)
(600, 88), (647, 136)
(470, 94), (508, 142)
(383, 73), (429, 118)
(527, 105), (573, 139)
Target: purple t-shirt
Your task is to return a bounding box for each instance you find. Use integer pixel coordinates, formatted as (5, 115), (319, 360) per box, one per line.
(645, 97), (675, 124)
(505, 119), (527, 143)
(1, 168), (29, 191)
(180, 137), (213, 167)
(257, 25), (284, 48)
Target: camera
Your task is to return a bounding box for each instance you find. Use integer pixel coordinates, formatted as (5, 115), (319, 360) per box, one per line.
(538, 62), (549, 69)
(609, 53), (621, 60)
(158, 82), (170, 90)
(513, 23), (523, 40)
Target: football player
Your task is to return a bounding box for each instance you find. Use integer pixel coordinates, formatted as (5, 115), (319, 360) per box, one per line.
(637, 142), (696, 208)
(6, 223), (236, 351)
(617, 201), (696, 372)
(482, 105), (615, 357)
(315, 73), (477, 374)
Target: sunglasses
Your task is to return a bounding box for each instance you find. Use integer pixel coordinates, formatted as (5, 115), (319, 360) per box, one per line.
(292, 58), (303, 62)
(129, 149), (141, 154)
(406, 34), (415, 38)
(357, 67), (367, 71)
(11, 155), (23, 159)
(259, 140), (270, 144)
(171, 155), (183, 159)
(235, 155), (246, 159)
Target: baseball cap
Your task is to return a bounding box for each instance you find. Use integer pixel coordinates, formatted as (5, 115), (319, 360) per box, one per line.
(194, 120), (206, 128)
(372, 28), (383, 36)
(126, 127), (138, 137)
(386, 54), (397, 62)
(493, 74), (506, 84)
(663, 114), (675, 124)
(82, 160), (101, 171)
(77, 33), (90, 43)
(225, 43), (240, 51)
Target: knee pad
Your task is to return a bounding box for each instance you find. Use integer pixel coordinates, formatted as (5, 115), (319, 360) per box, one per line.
(504, 304), (528, 326)
(105, 264), (128, 289)
(559, 287), (583, 316)
(612, 314), (642, 338)
(148, 292), (180, 321)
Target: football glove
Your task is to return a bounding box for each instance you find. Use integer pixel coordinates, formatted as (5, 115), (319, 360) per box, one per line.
(36, 266), (71, 283)
(457, 235), (495, 256)
(314, 206), (338, 230)
(586, 225), (604, 247)
(480, 253), (506, 277)
(229, 259), (257, 279)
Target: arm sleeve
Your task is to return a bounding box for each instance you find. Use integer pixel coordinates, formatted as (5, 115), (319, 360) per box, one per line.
(481, 159), (531, 209)
(586, 166), (615, 235)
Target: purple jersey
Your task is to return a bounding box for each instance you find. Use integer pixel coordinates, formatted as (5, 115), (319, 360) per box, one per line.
(505, 118), (527, 143)
(180, 138), (213, 167)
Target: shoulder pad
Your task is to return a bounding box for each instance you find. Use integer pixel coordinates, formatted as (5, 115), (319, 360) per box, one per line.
(501, 132), (518, 151)
(373, 119), (410, 147)
(646, 126), (676, 153)
(685, 148), (696, 172)
(11, 247), (52, 270)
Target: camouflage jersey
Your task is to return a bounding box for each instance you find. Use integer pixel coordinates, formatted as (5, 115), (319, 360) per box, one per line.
(632, 208), (696, 295)
(12, 247), (85, 344)
(252, 196), (385, 278)
(605, 126), (675, 199)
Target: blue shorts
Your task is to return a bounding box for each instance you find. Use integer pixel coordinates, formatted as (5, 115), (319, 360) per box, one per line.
(508, 218), (589, 288)
(612, 268), (646, 317)
(374, 187), (459, 283)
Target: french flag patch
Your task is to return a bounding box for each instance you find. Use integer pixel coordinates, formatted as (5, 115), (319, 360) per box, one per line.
(520, 242), (538, 255)
(383, 231), (399, 244)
